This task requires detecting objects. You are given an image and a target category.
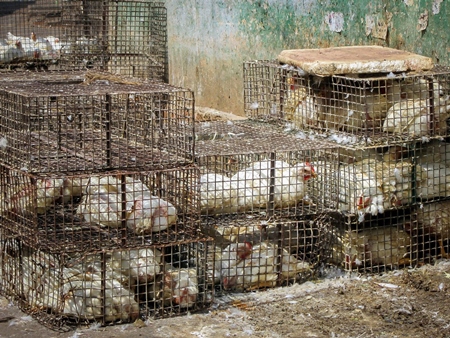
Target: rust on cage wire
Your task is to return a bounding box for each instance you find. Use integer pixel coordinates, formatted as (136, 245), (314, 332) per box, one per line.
(0, 0), (168, 81)
(0, 227), (213, 328)
(202, 212), (332, 292)
(0, 164), (202, 252)
(325, 208), (414, 273)
(194, 133), (339, 219)
(0, 76), (195, 172)
(244, 61), (450, 144)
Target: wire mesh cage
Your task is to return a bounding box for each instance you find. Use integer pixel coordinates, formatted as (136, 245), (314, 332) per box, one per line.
(201, 213), (332, 292)
(194, 134), (338, 219)
(244, 60), (450, 143)
(0, 0), (168, 81)
(0, 75), (195, 172)
(411, 200), (450, 263)
(0, 231), (213, 329)
(309, 137), (450, 224)
(0, 164), (201, 251)
(326, 209), (414, 273)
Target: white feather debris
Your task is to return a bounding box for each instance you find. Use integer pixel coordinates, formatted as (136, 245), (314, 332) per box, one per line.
(0, 137), (7, 149)
(376, 282), (400, 289)
(227, 120), (234, 126)
(387, 72), (396, 78)
(249, 102), (259, 110)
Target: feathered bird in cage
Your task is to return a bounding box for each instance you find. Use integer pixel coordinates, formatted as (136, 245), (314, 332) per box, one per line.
(284, 77), (323, 129)
(77, 176), (177, 234)
(1, 177), (64, 215)
(19, 251), (140, 322)
(162, 268), (199, 308)
(0, 40), (24, 62)
(233, 160), (317, 209)
(339, 225), (411, 270)
(199, 173), (238, 214)
(220, 241), (310, 291)
(332, 159), (387, 218)
(326, 87), (389, 132)
(416, 139), (450, 166)
(415, 200), (450, 259)
(109, 247), (162, 288)
(383, 80), (450, 136)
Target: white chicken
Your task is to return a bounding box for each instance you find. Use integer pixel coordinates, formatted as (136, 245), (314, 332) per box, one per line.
(233, 160), (317, 209)
(332, 159), (387, 218)
(19, 251), (140, 322)
(383, 98), (450, 137)
(284, 78), (322, 129)
(162, 268), (199, 308)
(342, 226), (411, 270)
(0, 40), (24, 62)
(2, 176), (64, 215)
(220, 241), (310, 291)
(109, 247), (162, 287)
(76, 175), (177, 234)
(199, 173), (238, 214)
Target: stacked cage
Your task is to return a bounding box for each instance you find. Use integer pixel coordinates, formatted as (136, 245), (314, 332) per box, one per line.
(192, 119), (338, 291)
(244, 58), (450, 273)
(0, 0), (167, 81)
(0, 75), (215, 327)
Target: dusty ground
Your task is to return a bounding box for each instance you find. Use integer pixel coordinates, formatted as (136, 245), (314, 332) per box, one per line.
(2, 262), (450, 338)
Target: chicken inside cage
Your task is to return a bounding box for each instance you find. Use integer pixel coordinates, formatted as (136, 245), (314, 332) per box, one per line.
(199, 158), (317, 215)
(328, 220), (412, 272)
(1, 239), (212, 324)
(197, 215), (331, 291)
(413, 200), (450, 261)
(246, 61), (450, 138)
(313, 141), (450, 221)
(0, 167), (187, 241)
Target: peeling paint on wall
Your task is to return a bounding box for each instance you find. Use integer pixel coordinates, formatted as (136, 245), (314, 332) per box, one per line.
(417, 10), (429, 31)
(165, 0), (450, 116)
(403, 0), (414, 6)
(365, 14), (388, 40)
(324, 12), (344, 33)
(432, 0), (443, 15)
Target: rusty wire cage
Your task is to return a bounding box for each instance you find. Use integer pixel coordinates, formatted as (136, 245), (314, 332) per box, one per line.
(203, 212), (333, 292)
(411, 200), (450, 264)
(194, 133), (338, 220)
(0, 229), (213, 329)
(244, 60), (450, 143)
(0, 76), (195, 172)
(326, 209), (414, 273)
(0, 164), (201, 251)
(315, 137), (450, 224)
(0, 0), (168, 81)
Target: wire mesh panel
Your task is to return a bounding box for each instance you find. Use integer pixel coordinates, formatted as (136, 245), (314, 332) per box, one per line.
(327, 209), (414, 273)
(244, 61), (450, 143)
(0, 0), (167, 81)
(0, 235), (213, 329)
(0, 164), (200, 251)
(308, 138), (450, 225)
(194, 135), (338, 219)
(411, 200), (450, 263)
(201, 214), (331, 292)
(0, 76), (194, 172)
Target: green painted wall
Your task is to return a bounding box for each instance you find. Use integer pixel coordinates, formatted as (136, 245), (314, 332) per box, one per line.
(165, 0), (449, 115)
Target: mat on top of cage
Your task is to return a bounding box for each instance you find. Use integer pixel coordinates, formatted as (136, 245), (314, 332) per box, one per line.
(244, 58), (450, 144)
